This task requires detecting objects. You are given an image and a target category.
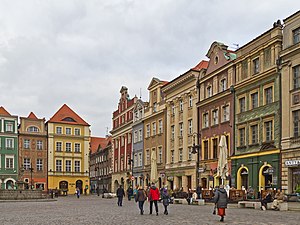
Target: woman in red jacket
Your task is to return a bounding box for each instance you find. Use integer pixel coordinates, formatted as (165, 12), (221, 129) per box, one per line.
(148, 182), (160, 215)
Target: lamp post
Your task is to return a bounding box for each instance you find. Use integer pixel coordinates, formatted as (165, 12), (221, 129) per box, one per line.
(128, 158), (134, 187)
(29, 163), (34, 189)
(192, 133), (201, 193)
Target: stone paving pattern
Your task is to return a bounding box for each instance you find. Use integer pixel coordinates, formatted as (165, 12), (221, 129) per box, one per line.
(0, 195), (299, 225)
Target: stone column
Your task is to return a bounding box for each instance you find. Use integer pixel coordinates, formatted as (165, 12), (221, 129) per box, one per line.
(182, 94), (189, 161)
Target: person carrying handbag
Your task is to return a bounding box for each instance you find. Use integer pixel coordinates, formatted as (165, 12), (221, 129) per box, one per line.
(136, 186), (147, 215)
(213, 185), (228, 222)
(161, 187), (170, 215)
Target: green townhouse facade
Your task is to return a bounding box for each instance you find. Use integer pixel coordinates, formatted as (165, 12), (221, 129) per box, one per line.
(0, 107), (18, 189)
(231, 23), (283, 195)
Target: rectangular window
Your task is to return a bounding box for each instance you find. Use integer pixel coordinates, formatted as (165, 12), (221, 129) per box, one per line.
(179, 99), (183, 112)
(6, 156), (14, 169)
(293, 110), (300, 137)
(171, 125), (175, 140)
(171, 150), (174, 163)
(188, 147), (192, 161)
(265, 87), (273, 104)
(179, 123), (183, 137)
(251, 124), (258, 144)
(220, 79), (227, 92)
(24, 139), (30, 149)
(253, 58), (259, 74)
(203, 113), (209, 128)
(37, 159), (43, 171)
(75, 143), (81, 152)
(212, 109), (219, 125)
(222, 105), (229, 122)
(56, 160), (62, 172)
(138, 129), (142, 141)
(153, 102), (157, 113)
(138, 153), (142, 167)
(189, 96), (193, 107)
(158, 146), (162, 163)
(158, 120), (163, 134)
(239, 97), (246, 113)
(251, 92), (259, 109)
(75, 161), (80, 172)
(74, 128), (80, 136)
(265, 121), (273, 142)
(152, 122), (156, 136)
(56, 127), (62, 134)
(146, 124), (150, 138)
(204, 140), (208, 160)
(207, 86), (212, 97)
(239, 128), (246, 146)
(213, 138), (218, 159)
(6, 122), (13, 132)
(134, 154), (138, 168)
(293, 66), (300, 89)
(66, 160), (71, 172)
(24, 158), (31, 170)
(171, 104), (175, 115)
(56, 142), (62, 152)
(179, 149), (183, 161)
(37, 140), (43, 150)
(134, 131), (138, 143)
(5, 138), (14, 149)
(66, 128), (71, 135)
(66, 143), (71, 152)
(293, 27), (300, 44)
(188, 119), (192, 134)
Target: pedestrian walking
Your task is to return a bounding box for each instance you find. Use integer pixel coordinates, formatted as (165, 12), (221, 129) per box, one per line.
(136, 186), (147, 215)
(127, 186), (133, 201)
(148, 182), (160, 216)
(116, 185), (125, 206)
(196, 185), (202, 199)
(161, 187), (170, 215)
(96, 186), (100, 196)
(76, 187), (80, 199)
(213, 184), (228, 222)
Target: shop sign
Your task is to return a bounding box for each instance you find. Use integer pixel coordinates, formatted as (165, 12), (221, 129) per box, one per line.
(198, 168), (205, 173)
(273, 176), (278, 185)
(285, 160), (300, 167)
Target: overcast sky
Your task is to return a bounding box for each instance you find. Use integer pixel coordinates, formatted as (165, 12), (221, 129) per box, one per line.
(0, 0), (298, 136)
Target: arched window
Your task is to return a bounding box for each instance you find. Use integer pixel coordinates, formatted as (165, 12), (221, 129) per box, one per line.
(27, 126), (39, 132)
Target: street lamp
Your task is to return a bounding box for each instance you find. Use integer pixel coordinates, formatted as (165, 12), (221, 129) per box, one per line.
(128, 158), (134, 187)
(29, 163), (34, 189)
(192, 133), (201, 193)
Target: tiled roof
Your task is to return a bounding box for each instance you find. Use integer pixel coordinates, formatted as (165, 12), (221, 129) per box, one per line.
(90, 136), (111, 154)
(0, 106), (11, 116)
(48, 104), (89, 126)
(27, 112), (38, 119)
(192, 60), (209, 71)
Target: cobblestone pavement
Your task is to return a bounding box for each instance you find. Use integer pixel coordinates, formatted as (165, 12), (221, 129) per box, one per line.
(0, 195), (299, 225)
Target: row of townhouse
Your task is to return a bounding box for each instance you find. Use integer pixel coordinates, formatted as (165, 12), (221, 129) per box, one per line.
(110, 10), (300, 195)
(0, 104), (90, 194)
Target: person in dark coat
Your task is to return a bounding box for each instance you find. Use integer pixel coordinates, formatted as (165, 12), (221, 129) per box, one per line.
(261, 192), (273, 210)
(127, 186), (133, 201)
(213, 185), (228, 222)
(196, 185), (202, 199)
(116, 185), (125, 206)
(161, 187), (170, 215)
(136, 186), (147, 215)
(148, 182), (160, 216)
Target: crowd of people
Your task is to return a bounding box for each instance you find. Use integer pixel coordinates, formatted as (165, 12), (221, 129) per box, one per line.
(114, 183), (286, 222)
